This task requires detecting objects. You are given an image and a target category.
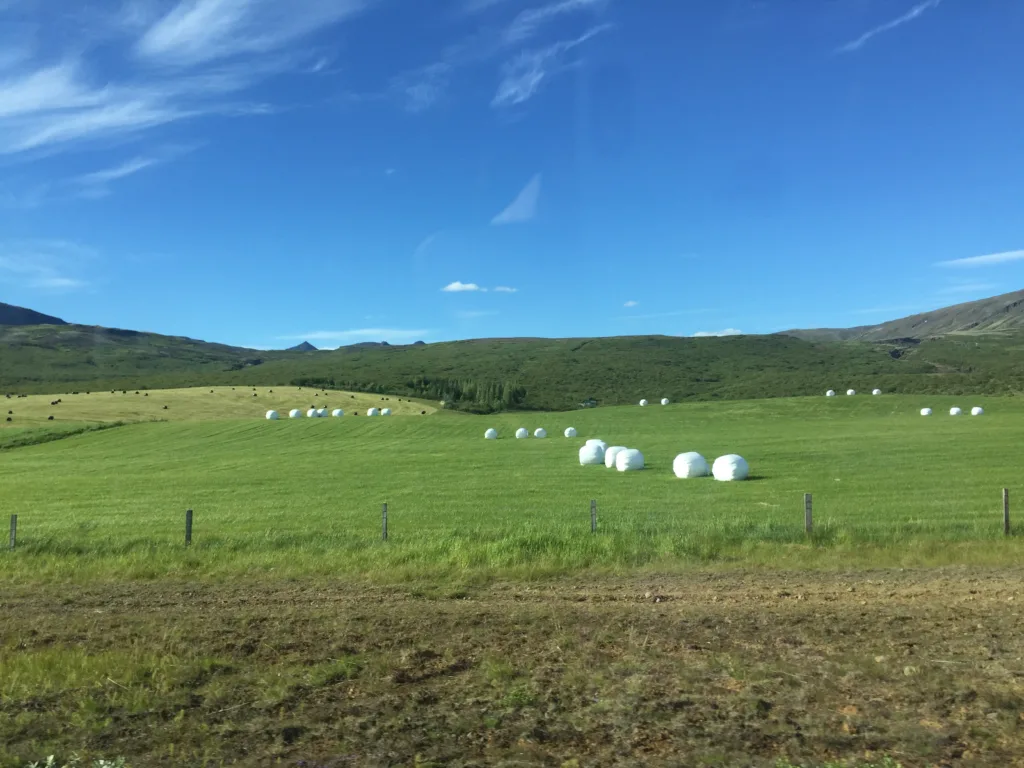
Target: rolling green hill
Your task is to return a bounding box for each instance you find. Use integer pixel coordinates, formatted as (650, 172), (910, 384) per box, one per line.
(0, 301), (66, 326)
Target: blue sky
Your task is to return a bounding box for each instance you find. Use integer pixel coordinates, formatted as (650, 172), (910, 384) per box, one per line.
(1, 0), (1023, 349)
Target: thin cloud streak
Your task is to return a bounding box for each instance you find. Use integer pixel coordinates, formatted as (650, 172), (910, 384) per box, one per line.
(442, 281), (484, 292)
(0, 239), (96, 292)
(937, 250), (1024, 268)
(494, 286), (518, 293)
(504, 0), (604, 44)
(279, 328), (429, 343)
(623, 300), (638, 307)
(836, 0), (942, 54)
(692, 328), (742, 337)
(492, 173), (541, 224)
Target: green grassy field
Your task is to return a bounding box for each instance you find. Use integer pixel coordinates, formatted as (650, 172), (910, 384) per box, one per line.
(2, 391), (1020, 584)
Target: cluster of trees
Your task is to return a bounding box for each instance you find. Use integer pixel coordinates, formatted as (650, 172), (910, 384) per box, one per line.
(291, 375), (528, 413)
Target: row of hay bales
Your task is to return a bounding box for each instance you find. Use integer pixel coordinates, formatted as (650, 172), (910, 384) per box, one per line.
(921, 406), (984, 416)
(266, 407), (392, 420)
(826, 389), (882, 396)
(638, 398), (670, 406)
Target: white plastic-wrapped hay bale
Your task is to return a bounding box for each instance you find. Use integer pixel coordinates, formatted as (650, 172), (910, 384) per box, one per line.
(265, 410), (280, 421)
(289, 409), (303, 419)
(712, 454), (749, 482)
(826, 390), (836, 397)
(564, 427), (577, 438)
(949, 406), (963, 416)
(307, 408), (319, 418)
(382, 408), (392, 416)
(615, 448), (645, 472)
(534, 428), (547, 438)
(639, 399), (648, 406)
(579, 443), (605, 465)
(332, 409), (344, 417)
(485, 428), (498, 440)
(586, 439), (608, 453)
(872, 389), (882, 396)
(660, 398), (670, 406)
(316, 408), (328, 418)
(846, 389), (856, 396)
(673, 452), (709, 479)
(971, 406), (984, 416)
(367, 407), (381, 417)
(515, 427), (529, 439)
(604, 446), (628, 468)
(920, 408), (932, 416)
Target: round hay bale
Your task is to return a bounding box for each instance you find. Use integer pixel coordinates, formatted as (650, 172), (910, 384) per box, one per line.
(579, 443), (605, 465)
(920, 408), (932, 416)
(289, 409), (303, 418)
(639, 399), (648, 406)
(316, 408), (328, 418)
(265, 410), (280, 420)
(564, 427), (577, 438)
(846, 389), (856, 396)
(485, 428), (498, 440)
(586, 439), (608, 452)
(872, 389), (882, 396)
(712, 454), (749, 482)
(949, 406), (963, 416)
(367, 407), (381, 417)
(673, 452), (709, 478)
(971, 406), (984, 416)
(615, 448), (644, 472)
(381, 408), (392, 416)
(307, 408), (318, 418)
(604, 446), (628, 468)
(332, 409), (344, 417)
(515, 427), (529, 439)
(534, 428), (547, 438)
(660, 398), (670, 406)
(826, 390), (836, 397)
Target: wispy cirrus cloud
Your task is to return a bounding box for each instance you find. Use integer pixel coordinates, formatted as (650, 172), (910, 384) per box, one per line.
(692, 328), (742, 338)
(492, 173), (541, 224)
(0, 239), (96, 292)
(937, 249), (1024, 268)
(442, 281), (485, 292)
(494, 285), (518, 293)
(836, 0), (942, 54)
(623, 300), (638, 308)
(278, 328), (429, 344)
(503, 0), (605, 44)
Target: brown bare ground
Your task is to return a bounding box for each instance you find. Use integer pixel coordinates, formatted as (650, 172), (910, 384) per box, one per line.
(3, 568), (1024, 767)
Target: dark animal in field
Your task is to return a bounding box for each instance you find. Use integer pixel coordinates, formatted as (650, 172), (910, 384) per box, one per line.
(48, 416), (54, 421)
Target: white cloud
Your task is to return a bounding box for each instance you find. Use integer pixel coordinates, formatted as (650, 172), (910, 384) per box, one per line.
(0, 239), (96, 292)
(494, 285), (518, 293)
(492, 25), (609, 107)
(442, 281), (483, 292)
(836, 0), (942, 54)
(937, 250), (1024, 268)
(693, 328), (742, 337)
(491, 173), (541, 224)
(279, 328), (429, 344)
(623, 300), (638, 307)
(391, 62), (452, 113)
(503, 0), (605, 44)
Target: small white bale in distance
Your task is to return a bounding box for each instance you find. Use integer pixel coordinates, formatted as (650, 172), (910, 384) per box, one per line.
(586, 439), (608, 452)
(673, 452), (710, 479)
(920, 408), (933, 416)
(515, 427), (529, 439)
(639, 399), (649, 406)
(564, 427), (577, 438)
(534, 428), (547, 438)
(971, 406), (984, 416)
(712, 454), (749, 482)
(289, 409), (303, 419)
(367, 407), (381, 416)
(265, 410), (280, 420)
(579, 443), (605, 465)
(307, 408), (319, 418)
(615, 449), (645, 472)
(332, 409), (344, 417)
(661, 398), (670, 406)
(826, 390), (836, 397)
(846, 389), (856, 396)
(316, 408), (328, 418)
(872, 389), (882, 396)
(604, 446), (628, 468)
(381, 408), (392, 416)
(950, 407), (963, 416)
(485, 428), (498, 440)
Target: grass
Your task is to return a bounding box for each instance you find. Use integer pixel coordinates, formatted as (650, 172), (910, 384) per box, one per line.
(1, 391), (1021, 583)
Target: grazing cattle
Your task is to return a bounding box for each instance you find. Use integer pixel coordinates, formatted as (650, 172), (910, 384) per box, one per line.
(7, 410), (12, 415)
(144, 393), (149, 397)
(48, 415), (54, 421)
(253, 393), (258, 397)
(163, 406), (169, 410)
(421, 410), (426, 415)
(5, 417), (11, 422)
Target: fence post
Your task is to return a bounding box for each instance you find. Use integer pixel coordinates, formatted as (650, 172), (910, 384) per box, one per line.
(804, 494), (813, 534)
(185, 509), (193, 546)
(8, 514), (15, 551)
(382, 502), (388, 542)
(591, 499), (597, 533)
(1004, 488), (1010, 536)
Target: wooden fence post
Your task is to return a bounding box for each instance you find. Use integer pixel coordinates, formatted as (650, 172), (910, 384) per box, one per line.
(804, 494), (813, 534)
(185, 509), (193, 546)
(8, 514), (15, 551)
(591, 499), (597, 533)
(382, 502), (388, 542)
(1004, 488), (1010, 536)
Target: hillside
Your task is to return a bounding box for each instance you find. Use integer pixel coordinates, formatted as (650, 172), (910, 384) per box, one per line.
(784, 288), (1024, 341)
(0, 302), (67, 326)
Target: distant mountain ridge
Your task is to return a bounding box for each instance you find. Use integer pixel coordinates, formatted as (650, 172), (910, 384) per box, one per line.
(0, 302), (67, 327)
(782, 289), (1024, 341)
(287, 341), (318, 352)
